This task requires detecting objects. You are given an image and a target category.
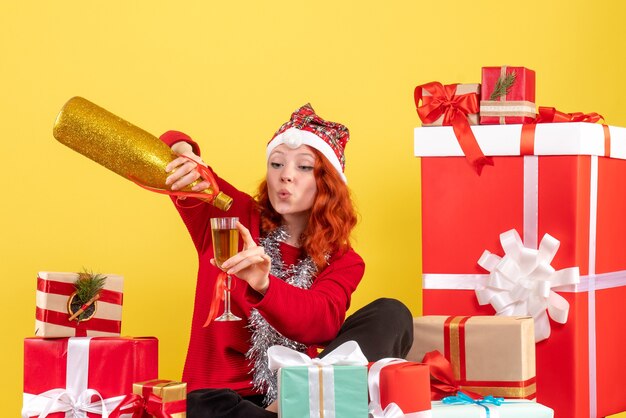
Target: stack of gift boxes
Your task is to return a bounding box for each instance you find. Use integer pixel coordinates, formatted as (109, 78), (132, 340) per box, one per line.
(413, 66), (626, 418)
(23, 271), (187, 417)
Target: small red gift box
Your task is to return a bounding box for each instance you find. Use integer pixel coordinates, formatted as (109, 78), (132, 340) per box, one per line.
(414, 122), (626, 418)
(368, 359), (431, 417)
(35, 271), (124, 337)
(22, 337), (158, 418)
(479, 66), (536, 124)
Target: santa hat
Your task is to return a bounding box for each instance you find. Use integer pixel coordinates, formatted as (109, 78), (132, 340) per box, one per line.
(266, 103), (349, 183)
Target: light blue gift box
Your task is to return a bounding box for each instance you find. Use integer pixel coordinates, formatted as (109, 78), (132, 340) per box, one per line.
(432, 399), (554, 418)
(277, 365), (368, 418)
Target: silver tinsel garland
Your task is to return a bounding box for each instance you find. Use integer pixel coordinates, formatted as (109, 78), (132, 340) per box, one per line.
(245, 226), (318, 405)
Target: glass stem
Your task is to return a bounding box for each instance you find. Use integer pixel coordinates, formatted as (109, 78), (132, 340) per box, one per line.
(224, 275), (232, 314)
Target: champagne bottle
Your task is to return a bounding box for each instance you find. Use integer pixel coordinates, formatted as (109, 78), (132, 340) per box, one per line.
(53, 96), (233, 211)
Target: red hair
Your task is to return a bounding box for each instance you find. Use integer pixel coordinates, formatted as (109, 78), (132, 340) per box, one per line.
(255, 148), (358, 270)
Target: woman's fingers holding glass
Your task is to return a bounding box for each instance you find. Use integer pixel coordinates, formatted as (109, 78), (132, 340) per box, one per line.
(235, 222), (257, 250)
(225, 249), (271, 294)
(221, 246), (265, 273)
(226, 255), (267, 276)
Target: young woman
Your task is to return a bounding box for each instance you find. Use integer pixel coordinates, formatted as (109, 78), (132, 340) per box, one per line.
(161, 104), (413, 417)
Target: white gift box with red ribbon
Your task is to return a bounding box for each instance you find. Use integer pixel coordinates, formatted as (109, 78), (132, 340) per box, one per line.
(414, 122), (626, 159)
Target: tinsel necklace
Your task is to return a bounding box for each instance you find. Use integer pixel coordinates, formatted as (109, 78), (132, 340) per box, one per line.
(246, 226), (318, 405)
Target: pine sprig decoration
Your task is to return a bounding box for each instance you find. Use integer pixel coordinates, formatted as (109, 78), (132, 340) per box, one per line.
(68, 270), (107, 322)
(75, 270), (107, 303)
(489, 71), (517, 100)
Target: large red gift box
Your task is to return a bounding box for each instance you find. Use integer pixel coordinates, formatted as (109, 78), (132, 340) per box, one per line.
(480, 66), (536, 125)
(35, 271), (124, 337)
(368, 359), (431, 417)
(23, 337), (158, 417)
(414, 122), (626, 418)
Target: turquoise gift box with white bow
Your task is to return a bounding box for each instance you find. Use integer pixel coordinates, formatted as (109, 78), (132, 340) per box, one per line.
(414, 121), (626, 418)
(268, 341), (369, 418)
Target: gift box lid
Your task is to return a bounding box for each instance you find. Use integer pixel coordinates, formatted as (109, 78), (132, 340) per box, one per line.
(414, 122), (626, 159)
(37, 271), (124, 292)
(431, 399), (554, 417)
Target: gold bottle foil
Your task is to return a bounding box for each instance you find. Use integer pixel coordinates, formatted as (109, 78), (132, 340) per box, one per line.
(53, 96), (232, 211)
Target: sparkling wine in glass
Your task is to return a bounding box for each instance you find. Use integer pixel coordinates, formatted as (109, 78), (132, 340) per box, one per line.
(210, 217), (242, 321)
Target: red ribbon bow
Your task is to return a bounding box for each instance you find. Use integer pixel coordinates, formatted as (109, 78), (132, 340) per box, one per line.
(536, 106), (604, 123)
(108, 390), (186, 418)
(521, 106), (610, 157)
(415, 82), (493, 174)
(421, 350), (481, 401)
(142, 392), (186, 418)
(203, 271), (228, 327)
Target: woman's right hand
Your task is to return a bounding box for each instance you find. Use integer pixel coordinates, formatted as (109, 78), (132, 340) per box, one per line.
(165, 141), (212, 192)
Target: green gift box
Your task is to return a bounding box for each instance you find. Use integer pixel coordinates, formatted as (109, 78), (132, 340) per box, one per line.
(269, 341), (369, 418)
(278, 365), (368, 417)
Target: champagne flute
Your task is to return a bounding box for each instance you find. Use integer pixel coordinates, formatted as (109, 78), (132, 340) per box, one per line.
(210, 217), (242, 321)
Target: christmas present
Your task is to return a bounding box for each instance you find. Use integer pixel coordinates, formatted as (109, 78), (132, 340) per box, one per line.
(133, 379), (187, 418)
(406, 316), (535, 400)
(268, 341), (368, 418)
(22, 336), (158, 418)
(368, 358), (431, 418)
(35, 271), (123, 337)
(414, 121), (626, 418)
(415, 81), (491, 174)
(431, 392), (554, 418)
(416, 83), (480, 126)
(479, 66), (536, 124)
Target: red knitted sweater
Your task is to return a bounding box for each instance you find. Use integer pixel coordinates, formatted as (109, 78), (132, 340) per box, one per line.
(160, 131), (365, 395)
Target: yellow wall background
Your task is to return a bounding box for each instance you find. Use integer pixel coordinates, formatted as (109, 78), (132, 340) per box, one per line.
(3, 0), (626, 415)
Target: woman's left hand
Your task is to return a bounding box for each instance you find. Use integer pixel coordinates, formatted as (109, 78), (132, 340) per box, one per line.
(216, 222), (271, 295)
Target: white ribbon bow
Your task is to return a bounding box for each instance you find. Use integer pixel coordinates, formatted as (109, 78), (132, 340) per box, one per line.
(21, 337), (128, 418)
(476, 229), (580, 342)
(21, 389), (128, 418)
(369, 402), (405, 418)
(268, 340), (368, 370)
(268, 340), (367, 418)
